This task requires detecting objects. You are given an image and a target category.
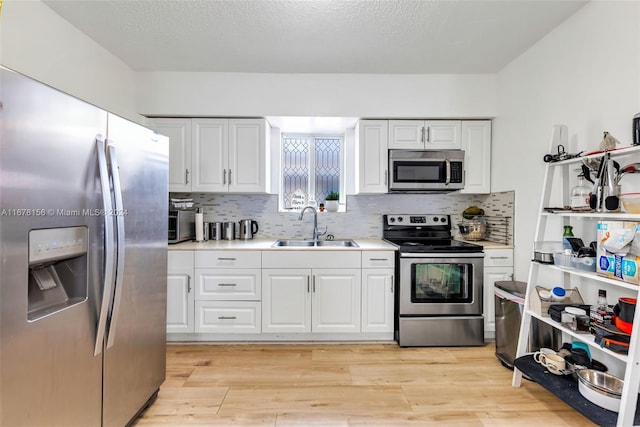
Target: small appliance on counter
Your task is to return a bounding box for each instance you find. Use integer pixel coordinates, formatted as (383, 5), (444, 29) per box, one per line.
(239, 219), (259, 240)
(168, 209), (196, 244)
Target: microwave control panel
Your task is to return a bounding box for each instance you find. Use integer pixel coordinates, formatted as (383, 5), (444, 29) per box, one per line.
(450, 162), (463, 183)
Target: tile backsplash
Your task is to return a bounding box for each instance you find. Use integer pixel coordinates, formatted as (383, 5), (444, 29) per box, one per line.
(171, 191), (514, 243)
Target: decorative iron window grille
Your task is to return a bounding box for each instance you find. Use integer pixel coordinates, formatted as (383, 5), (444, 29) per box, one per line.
(281, 134), (343, 211)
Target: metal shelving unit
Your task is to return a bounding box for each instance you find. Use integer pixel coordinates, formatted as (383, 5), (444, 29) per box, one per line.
(512, 127), (640, 427)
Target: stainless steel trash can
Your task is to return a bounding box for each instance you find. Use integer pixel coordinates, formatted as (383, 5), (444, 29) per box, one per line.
(494, 280), (561, 369)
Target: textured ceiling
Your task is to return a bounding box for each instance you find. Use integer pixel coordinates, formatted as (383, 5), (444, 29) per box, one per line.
(44, 0), (587, 74)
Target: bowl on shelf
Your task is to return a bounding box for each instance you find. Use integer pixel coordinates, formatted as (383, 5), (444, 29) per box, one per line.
(457, 217), (487, 241)
(620, 193), (640, 213)
(533, 241), (563, 264)
(577, 369), (623, 412)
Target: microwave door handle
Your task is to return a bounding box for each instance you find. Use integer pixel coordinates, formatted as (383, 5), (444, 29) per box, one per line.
(445, 159), (451, 185)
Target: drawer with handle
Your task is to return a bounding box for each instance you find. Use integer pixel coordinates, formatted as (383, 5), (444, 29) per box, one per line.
(195, 250), (261, 269)
(484, 248), (513, 267)
(195, 301), (261, 333)
(195, 269), (261, 300)
(361, 251), (395, 269)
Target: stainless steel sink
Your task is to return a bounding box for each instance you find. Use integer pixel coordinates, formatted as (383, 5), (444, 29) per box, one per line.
(272, 240), (315, 247)
(272, 239), (359, 248)
(316, 240), (359, 247)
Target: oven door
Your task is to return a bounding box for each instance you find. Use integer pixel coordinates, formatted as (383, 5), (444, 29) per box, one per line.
(399, 252), (484, 316)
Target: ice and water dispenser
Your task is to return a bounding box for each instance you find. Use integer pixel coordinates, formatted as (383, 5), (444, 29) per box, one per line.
(27, 226), (88, 321)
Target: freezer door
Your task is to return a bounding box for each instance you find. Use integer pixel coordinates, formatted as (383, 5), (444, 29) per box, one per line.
(0, 68), (105, 425)
(102, 113), (168, 427)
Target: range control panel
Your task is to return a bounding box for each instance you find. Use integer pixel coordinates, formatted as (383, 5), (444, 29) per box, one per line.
(385, 215), (450, 226)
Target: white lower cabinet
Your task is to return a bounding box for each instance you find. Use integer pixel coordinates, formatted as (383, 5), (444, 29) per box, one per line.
(261, 269), (311, 332)
(261, 268), (361, 333)
(361, 251), (395, 333)
(168, 248), (396, 341)
(312, 269), (362, 333)
(167, 251), (195, 334)
(483, 248), (514, 337)
(194, 250), (262, 334)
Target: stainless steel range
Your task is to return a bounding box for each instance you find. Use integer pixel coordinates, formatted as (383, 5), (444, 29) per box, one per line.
(383, 214), (485, 347)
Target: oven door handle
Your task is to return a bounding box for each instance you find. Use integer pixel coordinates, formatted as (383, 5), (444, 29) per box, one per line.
(399, 252), (484, 259)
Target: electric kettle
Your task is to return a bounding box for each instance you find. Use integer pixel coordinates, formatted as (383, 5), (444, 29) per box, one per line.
(238, 219), (259, 240)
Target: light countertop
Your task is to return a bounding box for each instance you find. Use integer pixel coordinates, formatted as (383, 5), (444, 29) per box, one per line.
(458, 239), (514, 250)
(169, 238), (512, 251)
(168, 238), (398, 251)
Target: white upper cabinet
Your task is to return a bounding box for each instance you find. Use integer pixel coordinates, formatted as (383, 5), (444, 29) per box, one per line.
(389, 120), (461, 150)
(148, 118), (192, 192)
(460, 120), (492, 194)
(354, 120), (389, 194)
(387, 120), (424, 149)
(228, 119), (268, 193)
(191, 119), (228, 192)
(148, 117), (270, 194)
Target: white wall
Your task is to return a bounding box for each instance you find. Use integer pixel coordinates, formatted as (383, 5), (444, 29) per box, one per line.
(0, 1), (141, 122)
(136, 72), (497, 118)
(494, 1), (640, 280)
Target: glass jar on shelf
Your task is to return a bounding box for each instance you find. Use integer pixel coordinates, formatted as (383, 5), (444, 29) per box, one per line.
(570, 173), (592, 212)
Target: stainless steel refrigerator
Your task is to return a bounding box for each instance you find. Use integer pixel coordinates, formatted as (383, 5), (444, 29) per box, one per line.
(0, 66), (169, 426)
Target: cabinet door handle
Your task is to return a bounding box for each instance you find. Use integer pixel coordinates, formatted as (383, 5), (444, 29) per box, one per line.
(187, 274), (191, 293)
(218, 283), (237, 287)
(425, 126), (430, 142)
(490, 256), (509, 260)
(391, 275), (394, 293)
(313, 275), (316, 293)
(384, 170), (388, 185)
(185, 169), (190, 184)
(228, 169), (232, 184)
(369, 258), (388, 262)
(223, 169), (227, 184)
(421, 126), (425, 143)
(217, 257), (237, 261)
(218, 316), (237, 320)
(307, 275), (310, 293)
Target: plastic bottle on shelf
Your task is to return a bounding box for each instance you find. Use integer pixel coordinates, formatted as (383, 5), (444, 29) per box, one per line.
(597, 289), (608, 310)
(570, 173), (592, 212)
(562, 225), (574, 251)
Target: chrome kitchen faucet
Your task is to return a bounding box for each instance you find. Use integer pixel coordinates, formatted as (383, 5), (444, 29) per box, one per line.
(298, 206), (327, 245)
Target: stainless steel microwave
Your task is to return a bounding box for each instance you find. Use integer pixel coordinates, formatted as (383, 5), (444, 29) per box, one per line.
(168, 209), (196, 244)
(388, 149), (465, 192)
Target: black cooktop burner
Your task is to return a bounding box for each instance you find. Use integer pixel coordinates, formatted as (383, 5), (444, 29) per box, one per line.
(382, 214), (483, 254)
(384, 238), (483, 253)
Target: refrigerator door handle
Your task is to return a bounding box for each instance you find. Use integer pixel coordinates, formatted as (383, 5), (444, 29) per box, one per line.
(95, 136), (116, 356)
(106, 143), (125, 349)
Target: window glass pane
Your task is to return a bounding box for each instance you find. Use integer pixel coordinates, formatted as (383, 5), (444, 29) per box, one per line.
(282, 136), (310, 210)
(314, 137), (341, 202)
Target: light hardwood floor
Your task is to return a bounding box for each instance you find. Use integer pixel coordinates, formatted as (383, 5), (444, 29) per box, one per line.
(134, 342), (594, 426)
